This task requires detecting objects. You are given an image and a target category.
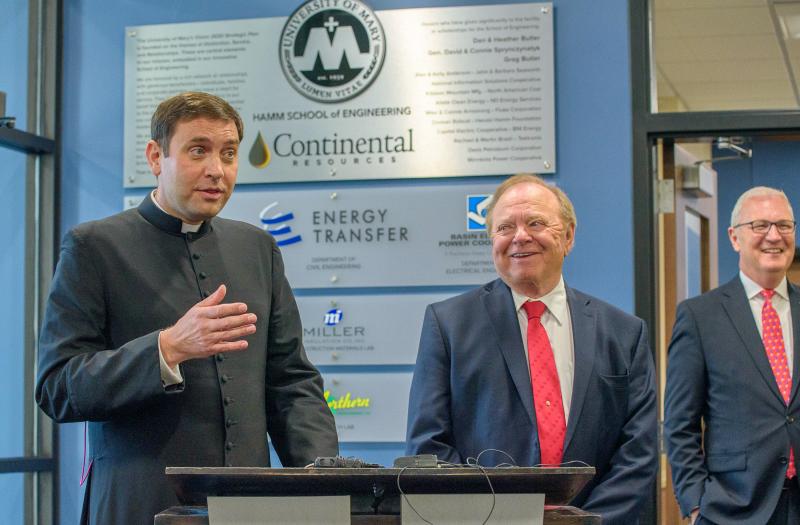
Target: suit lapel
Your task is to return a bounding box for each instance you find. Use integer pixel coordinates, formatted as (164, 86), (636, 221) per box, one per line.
(789, 283), (800, 404)
(480, 280), (537, 429)
(721, 277), (785, 405)
(563, 286), (595, 452)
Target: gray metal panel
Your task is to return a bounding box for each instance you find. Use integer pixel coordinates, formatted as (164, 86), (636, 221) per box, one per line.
(221, 183), (498, 287)
(401, 493), (544, 525)
(208, 496), (350, 525)
(297, 293), (453, 366)
(321, 372), (412, 442)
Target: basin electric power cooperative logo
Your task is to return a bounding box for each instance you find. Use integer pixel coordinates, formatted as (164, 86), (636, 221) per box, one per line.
(279, 0), (386, 103)
(467, 195), (492, 231)
(259, 202), (302, 246)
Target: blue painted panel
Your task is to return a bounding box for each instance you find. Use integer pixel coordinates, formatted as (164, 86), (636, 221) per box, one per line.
(685, 211), (702, 299)
(269, 441), (405, 468)
(0, 3), (32, 523)
(0, 0), (28, 465)
(0, 473), (24, 525)
(0, 0), (28, 128)
(0, 146), (26, 459)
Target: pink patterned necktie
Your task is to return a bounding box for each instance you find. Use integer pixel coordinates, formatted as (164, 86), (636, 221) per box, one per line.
(761, 289), (795, 479)
(523, 301), (566, 466)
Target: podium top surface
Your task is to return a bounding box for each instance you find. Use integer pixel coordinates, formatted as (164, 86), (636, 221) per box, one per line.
(166, 466), (595, 506)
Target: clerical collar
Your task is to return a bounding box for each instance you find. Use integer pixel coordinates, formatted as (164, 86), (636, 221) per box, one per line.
(137, 190), (211, 236)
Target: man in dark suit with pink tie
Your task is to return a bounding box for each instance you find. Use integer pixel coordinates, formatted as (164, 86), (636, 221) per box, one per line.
(666, 186), (800, 524)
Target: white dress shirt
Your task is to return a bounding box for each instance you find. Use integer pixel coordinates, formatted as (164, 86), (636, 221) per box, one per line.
(512, 276), (575, 421)
(151, 190), (201, 387)
(740, 271), (794, 378)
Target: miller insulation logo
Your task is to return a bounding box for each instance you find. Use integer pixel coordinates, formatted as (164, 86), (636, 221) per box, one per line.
(279, 0), (386, 103)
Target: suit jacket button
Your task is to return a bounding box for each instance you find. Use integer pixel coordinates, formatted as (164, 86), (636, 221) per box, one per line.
(780, 456), (788, 464)
(788, 416), (796, 424)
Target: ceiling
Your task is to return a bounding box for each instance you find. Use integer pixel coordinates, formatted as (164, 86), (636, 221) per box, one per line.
(653, 0), (800, 111)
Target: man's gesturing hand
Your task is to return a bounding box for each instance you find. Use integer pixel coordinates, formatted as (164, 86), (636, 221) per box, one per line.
(160, 284), (257, 368)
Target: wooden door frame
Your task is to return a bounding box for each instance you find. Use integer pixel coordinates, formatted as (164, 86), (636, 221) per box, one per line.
(655, 140), (719, 524)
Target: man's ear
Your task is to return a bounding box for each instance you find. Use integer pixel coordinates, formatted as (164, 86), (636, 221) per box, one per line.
(145, 140), (162, 177)
(728, 226), (741, 253)
(564, 222), (576, 256)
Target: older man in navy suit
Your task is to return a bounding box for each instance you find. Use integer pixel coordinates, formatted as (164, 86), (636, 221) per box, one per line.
(405, 174), (657, 524)
(665, 186), (800, 525)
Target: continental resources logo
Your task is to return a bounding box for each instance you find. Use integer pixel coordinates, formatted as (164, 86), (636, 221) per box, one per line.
(324, 390), (370, 415)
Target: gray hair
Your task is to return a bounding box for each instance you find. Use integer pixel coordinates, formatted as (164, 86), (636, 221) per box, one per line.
(730, 186), (793, 227)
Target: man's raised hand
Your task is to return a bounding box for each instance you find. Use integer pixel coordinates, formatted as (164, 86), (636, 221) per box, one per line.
(159, 284), (257, 368)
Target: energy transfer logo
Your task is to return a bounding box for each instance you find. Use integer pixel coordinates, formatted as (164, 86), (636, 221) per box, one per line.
(279, 0), (386, 103)
(467, 195), (492, 231)
(324, 308), (344, 326)
(259, 202), (302, 246)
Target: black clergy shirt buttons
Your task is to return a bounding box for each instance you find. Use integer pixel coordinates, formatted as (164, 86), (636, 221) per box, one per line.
(225, 441), (233, 451)
(220, 374), (229, 384)
(199, 271), (207, 279)
(192, 253), (200, 260)
(215, 354), (224, 362)
(203, 290), (210, 298)
(223, 396), (233, 406)
(226, 418), (237, 428)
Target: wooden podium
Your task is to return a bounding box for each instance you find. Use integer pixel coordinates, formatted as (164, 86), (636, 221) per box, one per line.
(155, 466), (601, 524)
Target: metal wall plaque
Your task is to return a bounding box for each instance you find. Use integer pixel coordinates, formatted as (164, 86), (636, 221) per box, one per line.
(297, 293), (453, 366)
(321, 372), (412, 442)
(124, 2), (555, 186)
(221, 183), (498, 288)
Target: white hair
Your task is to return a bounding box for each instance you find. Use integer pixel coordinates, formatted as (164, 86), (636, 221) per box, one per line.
(730, 186), (794, 227)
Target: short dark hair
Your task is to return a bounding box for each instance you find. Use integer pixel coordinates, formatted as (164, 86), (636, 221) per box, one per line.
(151, 91), (244, 155)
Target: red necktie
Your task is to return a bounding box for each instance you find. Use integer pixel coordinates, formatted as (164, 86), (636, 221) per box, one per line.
(761, 289), (795, 479)
(523, 300), (566, 466)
